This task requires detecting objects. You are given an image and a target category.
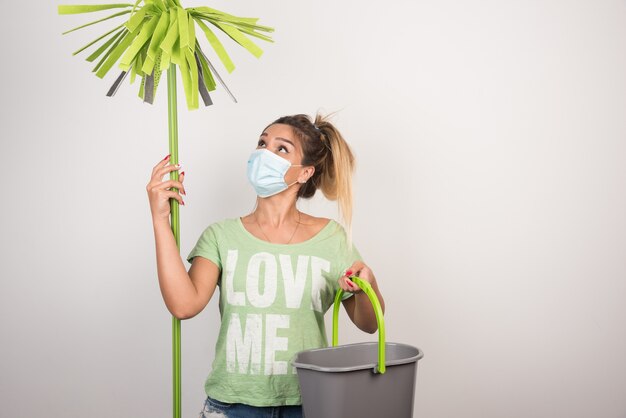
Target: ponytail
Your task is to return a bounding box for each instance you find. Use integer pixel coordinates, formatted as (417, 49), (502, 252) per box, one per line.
(314, 114), (355, 240)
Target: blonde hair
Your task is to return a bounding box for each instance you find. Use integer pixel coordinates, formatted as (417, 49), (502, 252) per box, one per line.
(269, 113), (356, 239)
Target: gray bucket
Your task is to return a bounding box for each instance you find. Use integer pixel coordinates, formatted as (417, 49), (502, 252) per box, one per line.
(292, 277), (424, 418)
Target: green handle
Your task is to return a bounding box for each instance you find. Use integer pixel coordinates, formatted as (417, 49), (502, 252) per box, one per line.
(167, 64), (182, 418)
(332, 276), (386, 374)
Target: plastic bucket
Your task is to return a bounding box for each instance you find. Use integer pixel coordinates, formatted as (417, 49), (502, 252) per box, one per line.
(293, 277), (424, 418)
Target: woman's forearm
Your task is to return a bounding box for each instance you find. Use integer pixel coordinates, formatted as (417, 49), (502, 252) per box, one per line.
(352, 280), (385, 334)
(152, 218), (198, 318)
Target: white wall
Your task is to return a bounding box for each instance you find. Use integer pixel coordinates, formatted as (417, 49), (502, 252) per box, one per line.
(1, 1), (625, 417)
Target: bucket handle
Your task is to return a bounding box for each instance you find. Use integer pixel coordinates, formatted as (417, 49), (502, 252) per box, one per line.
(332, 276), (386, 374)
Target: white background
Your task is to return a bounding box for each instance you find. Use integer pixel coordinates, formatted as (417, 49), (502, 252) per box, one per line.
(1, 1), (625, 417)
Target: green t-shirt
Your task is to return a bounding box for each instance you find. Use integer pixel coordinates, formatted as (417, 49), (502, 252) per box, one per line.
(186, 217), (361, 407)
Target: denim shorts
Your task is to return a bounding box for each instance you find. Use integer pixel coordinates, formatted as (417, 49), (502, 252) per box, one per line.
(199, 396), (303, 418)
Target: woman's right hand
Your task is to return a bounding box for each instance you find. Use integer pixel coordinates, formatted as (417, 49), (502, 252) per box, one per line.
(146, 154), (186, 222)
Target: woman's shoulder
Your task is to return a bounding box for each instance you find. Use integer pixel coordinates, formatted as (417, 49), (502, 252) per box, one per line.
(299, 213), (345, 241)
(300, 213), (333, 229)
(203, 217), (241, 233)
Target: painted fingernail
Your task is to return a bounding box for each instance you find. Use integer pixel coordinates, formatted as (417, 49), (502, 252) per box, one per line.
(181, 200), (185, 206)
(180, 171), (185, 177)
(181, 189), (186, 196)
(346, 270), (353, 276)
(163, 154), (171, 161)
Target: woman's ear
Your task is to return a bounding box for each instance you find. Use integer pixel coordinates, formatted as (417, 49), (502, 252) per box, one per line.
(298, 166), (315, 184)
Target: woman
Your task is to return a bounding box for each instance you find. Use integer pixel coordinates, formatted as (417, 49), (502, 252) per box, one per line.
(147, 114), (385, 418)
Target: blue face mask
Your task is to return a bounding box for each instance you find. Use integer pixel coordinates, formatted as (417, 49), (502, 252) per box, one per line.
(246, 149), (303, 198)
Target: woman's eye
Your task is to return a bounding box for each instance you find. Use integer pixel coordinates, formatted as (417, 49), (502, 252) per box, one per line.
(257, 140), (266, 148)
(278, 146), (288, 153)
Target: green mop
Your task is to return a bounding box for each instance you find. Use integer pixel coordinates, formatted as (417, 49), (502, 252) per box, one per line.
(58, 2), (273, 417)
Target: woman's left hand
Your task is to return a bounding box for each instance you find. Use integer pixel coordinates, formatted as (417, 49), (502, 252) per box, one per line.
(338, 261), (376, 293)
(339, 261), (385, 333)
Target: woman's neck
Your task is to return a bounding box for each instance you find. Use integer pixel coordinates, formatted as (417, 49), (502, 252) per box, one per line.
(252, 194), (299, 228)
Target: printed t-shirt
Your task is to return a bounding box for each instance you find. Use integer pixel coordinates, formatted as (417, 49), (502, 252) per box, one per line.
(186, 217), (361, 407)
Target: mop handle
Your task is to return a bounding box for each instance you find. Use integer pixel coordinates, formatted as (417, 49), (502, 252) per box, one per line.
(332, 276), (386, 374)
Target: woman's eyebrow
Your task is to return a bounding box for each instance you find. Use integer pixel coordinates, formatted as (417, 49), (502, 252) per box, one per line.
(276, 137), (295, 147)
(259, 132), (295, 147)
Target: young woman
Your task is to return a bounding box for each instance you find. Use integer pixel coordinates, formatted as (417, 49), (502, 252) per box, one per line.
(147, 113), (385, 418)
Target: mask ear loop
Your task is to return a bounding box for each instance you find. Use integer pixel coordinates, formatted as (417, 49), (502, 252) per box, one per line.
(287, 164), (309, 187)
(287, 174), (307, 189)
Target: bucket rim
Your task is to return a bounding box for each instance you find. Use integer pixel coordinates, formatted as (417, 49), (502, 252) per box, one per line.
(292, 341), (424, 373)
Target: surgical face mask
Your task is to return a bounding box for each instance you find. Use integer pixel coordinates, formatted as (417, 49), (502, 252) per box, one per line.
(246, 149), (303, 198)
